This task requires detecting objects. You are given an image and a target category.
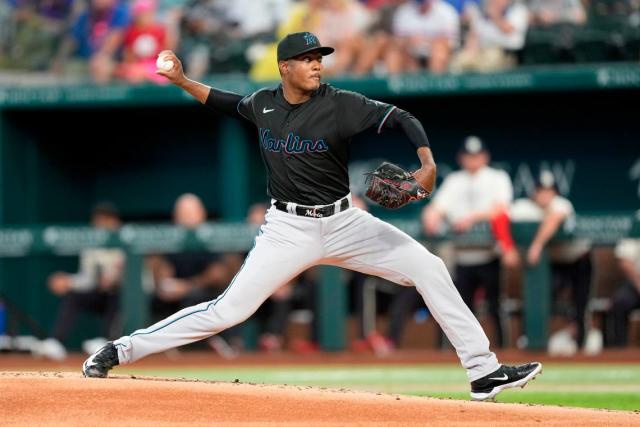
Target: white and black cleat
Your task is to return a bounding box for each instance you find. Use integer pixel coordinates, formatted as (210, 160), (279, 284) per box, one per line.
(82, 341), (119, 378)
(470, 362), (542, 401)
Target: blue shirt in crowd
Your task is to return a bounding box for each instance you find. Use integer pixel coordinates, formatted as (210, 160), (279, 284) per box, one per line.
(71, 2), (130, 58)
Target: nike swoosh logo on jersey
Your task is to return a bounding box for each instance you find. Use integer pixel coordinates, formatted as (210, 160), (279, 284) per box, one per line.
(488, 374), (508, 381)
(263, 108), (275, 113)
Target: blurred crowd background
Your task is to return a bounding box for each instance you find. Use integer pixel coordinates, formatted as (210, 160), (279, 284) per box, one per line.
(0, 0), (639, 84)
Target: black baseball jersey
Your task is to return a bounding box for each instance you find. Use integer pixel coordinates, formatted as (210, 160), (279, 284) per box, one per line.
(206, 83), (429, 206)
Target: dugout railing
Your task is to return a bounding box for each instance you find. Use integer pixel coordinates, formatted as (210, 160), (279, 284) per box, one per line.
(0, 212), (638, 351)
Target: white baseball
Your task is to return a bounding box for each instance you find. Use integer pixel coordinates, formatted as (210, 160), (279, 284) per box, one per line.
(156, 56), (174, 71)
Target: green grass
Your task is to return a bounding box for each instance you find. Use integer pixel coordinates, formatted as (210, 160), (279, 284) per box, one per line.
(423, 391), (640, 410)
(120, 363), (640, 411)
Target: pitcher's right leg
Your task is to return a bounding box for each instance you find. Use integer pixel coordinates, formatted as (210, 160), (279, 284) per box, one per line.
(113, 209), (324, 365)
(323, 208), (500, 381)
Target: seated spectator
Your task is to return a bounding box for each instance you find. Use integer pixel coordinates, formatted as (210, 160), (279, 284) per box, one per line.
(179, 0), (285, 78)
(117, 0), (168, 84)
(52, 0), (130, 83)
(249, 0), (327, 81)
(0, 0), (72, 71)
(351, 0), (405, 76)
(147, 0), (190, 52)
(610, 231), (640, 347)
(512, 170), (593, 354)
(444, 0), (481, 15)
(225, 0), (291, 42)
(529, 0), (586, 27)
(386, 0), (460, 74)
(451, 0), (529, 73)
(37, 202), (124, 361)
(313, 0), (372, 76)
(148, 193), (240, 356)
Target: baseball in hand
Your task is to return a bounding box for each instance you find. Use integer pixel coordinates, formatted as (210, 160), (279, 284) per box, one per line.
(156, 56), (174, 71)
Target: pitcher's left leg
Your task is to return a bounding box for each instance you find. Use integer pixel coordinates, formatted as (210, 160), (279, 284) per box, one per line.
(324, 209), (499, 381)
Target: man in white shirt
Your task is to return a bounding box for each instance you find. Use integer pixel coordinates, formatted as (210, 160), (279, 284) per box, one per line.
(451, 0), (529, 73)
(512, 171), (592, 350)
(529, 0), (586, 27)
(423, 136), (519, 347)
(38, 203), (125, 361)
(388, 0), (460, 73)
(611, 224), (640, 347)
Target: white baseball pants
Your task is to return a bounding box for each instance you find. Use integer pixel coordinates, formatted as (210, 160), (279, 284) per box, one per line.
(115, 204), (499, 381)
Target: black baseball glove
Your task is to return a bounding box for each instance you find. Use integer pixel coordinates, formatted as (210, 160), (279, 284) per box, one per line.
(364, 162), (429, 209)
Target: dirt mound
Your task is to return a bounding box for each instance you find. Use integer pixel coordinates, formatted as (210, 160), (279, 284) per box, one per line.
(1, 371), (638, 426)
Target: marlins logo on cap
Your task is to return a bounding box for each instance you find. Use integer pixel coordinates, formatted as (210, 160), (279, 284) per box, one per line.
(277, 32), (335, 61)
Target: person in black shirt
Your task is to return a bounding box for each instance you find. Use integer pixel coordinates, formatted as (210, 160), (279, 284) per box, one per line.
(83, 31), (541, 402)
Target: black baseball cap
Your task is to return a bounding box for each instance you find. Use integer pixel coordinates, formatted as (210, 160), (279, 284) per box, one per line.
(277, 32), (334, 61)
(459, 135), (488, 155)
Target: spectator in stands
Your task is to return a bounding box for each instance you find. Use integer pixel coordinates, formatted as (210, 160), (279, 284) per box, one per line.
(118, 0), (168, 84)
(451, 0), (529, 73)
(179, 0), (288, 78)
(351, 0), (405, 76)
(0, 0), (12, 48)
(313, 0), (372, 76)
(610, 229), (640, 347)
(529, 0), (586, 27)
(225, 0), (291, 43)
(386, 0), (460, 74)
(0, 0), (73, 71)
(512, 170), (593, 354)
(38, 202), (124, 361)
(177, 0), (225, 78)
(444, 0), (481, 15)
(422, 136), (519, 348)
(249, 0), (333, 80)
(52, 0), (129, 83)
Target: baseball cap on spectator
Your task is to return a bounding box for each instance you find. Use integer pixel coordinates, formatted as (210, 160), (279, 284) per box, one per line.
(459, 135), (487, 155)
(535, 170), (558, 191)
(277, 32), (335, 61)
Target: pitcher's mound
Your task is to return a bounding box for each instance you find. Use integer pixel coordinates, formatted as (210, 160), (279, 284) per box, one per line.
(1, 371), (637, 426)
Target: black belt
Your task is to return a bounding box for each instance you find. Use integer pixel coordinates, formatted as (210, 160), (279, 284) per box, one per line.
(274, 196), (351, 218)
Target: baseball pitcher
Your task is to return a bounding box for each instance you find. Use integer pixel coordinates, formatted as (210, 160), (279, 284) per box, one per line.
(83, 32), (541, 401)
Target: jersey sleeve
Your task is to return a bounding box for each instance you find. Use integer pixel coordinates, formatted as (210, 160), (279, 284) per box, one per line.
(236, 92), (257, 123)
(205, 88), (256, 123)
(335, 90), (397, 139)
